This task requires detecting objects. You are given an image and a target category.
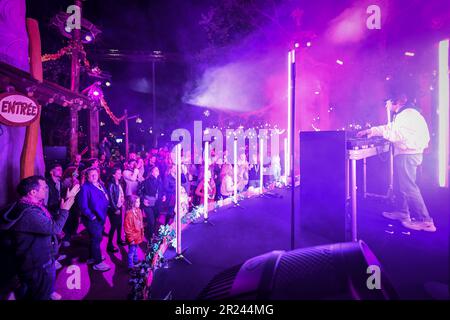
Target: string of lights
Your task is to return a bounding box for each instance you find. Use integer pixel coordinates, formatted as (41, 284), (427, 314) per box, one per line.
(42, 42), (125, 125)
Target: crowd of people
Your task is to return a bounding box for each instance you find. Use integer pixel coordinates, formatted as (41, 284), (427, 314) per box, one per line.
(0, 142), (284, 301)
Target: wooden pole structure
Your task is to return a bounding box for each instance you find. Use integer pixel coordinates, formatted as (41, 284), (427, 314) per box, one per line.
(88, 106), (100, 158)
(69, 0), (82, 159)
(20, 18), (43, 179)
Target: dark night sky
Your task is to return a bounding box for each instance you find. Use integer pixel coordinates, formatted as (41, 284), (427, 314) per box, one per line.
(28, 0), (215, 149)
(27, 0), (450, 151)
(27, 0), (213, 53)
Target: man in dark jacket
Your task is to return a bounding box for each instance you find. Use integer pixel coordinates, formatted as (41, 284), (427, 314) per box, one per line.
(139, 166), (165, 240)
(78, 168), (111, 271)
(0, 175), (79, 300)
(106, 167), (126, 253)
(45, 163), (63, 215)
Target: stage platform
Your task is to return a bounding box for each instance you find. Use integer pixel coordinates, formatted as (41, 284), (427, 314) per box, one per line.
(150, 186), (449, 300)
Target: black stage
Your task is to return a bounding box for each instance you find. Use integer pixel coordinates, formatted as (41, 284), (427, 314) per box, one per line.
(150, 186), (449, 300)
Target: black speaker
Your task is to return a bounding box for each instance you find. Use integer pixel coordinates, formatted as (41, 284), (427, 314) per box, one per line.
(43, 146), (67, 162)
(197, 241), (397, 300)
(299, 131), (349, 242)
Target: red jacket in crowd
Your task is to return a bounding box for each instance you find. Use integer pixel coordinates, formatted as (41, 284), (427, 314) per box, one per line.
(124, 208), (144, 245)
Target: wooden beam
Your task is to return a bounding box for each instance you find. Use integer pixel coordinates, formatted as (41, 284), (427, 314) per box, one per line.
(20, 18), (43, 179)
(0, 61), (95, 110)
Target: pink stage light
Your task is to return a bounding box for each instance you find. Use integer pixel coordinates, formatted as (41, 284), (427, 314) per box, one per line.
(204, 141), (209, 218)
(233, 139), (238, 202)
(105, 81), (111, 87)
(287, 51), (292, 176)
(306, 41), (312, 47)
(294, 43), (300, 48)
(259, 137), (264, 194)
(404, 51), (415, 57)
(336, 59), (344, 65)
(438, 40), (449, 187)
(85, 35), (93, 42)
(93, 90), (100, 96)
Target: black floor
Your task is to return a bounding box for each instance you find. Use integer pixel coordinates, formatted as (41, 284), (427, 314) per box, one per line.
(150, 186), (449, 300)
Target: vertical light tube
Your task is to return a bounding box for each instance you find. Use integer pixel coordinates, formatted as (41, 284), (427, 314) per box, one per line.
(233, 138), (238, 203)
(284, 137), (288, 184)
(289, 48), (296, 251)
(287, 51), (292, 177)
(175, 143), (182, 255)
(259, 137), (264, 194)
(204, 141), (209, 218)
(438, 40), (449, 188)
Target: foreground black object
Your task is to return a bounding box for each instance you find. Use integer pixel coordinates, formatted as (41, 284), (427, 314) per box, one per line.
(198, 241), (398, 300)
(299, 131), (349, 242)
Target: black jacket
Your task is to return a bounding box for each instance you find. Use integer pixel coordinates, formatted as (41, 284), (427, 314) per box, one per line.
(141, 176), (163, 199)
(46, 178), (61, 215)
(163, 174), (176, 207)
(163, 175), (176, 195)
(107, 181), (122, 212)
(0, 202), (68, 273)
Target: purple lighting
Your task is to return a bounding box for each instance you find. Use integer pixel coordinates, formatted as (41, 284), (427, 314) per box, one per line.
(85, 35), (93, 42)
(404, 51), (415, 57)
(336, 59), (344, 65)
(306, 41), (312, 47)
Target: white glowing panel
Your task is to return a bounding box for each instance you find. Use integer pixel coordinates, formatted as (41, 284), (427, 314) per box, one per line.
(438, 40), (449, 188)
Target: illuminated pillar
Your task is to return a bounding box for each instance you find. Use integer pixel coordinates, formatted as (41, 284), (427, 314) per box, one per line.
(438, 39), (449, 188)
(204, 141), (209, 218)
(259, 137), (264, 194)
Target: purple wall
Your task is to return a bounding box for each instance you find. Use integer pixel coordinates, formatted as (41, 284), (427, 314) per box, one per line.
(0, 0), (45, 206)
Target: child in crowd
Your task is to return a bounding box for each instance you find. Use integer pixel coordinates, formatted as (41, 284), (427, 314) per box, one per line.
(124, 195), (144, 269)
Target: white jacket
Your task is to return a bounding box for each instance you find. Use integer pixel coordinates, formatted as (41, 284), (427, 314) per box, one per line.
(370, 108), (430, 155)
